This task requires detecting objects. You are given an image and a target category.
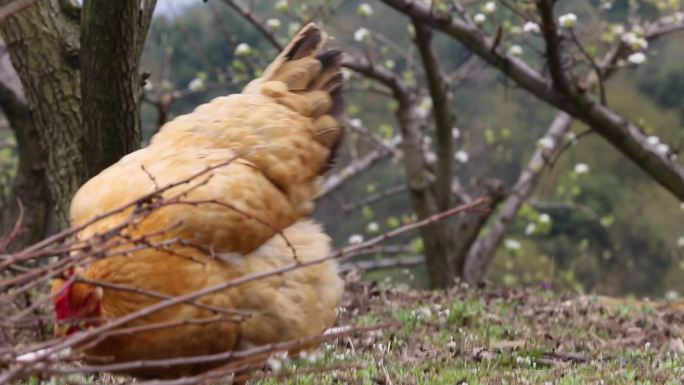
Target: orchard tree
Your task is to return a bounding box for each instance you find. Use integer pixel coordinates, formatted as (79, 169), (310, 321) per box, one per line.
(0, 0), (157, 235)
(212, 0), (684, 288)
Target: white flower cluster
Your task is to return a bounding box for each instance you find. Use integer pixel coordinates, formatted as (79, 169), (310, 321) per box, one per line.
(234, 43), (252, 57)
(354, 27), (370, 42)
(621, 28), (649, 65)
(558, 13), (577, 28)
(357, 3), (373, 17)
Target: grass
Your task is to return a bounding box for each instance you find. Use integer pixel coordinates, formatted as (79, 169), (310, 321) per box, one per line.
(17, 276), (684, 384)
(251, 276), (684, 384)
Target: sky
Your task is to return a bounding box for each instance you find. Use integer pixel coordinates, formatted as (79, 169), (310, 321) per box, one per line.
(154, 0), (198, 17)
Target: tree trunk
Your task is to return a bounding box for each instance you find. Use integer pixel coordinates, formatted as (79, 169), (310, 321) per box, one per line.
(80, 0), (157, 177)
(0, 0), (83, 227)
(0, 0), (157, 228)
(0, 49), (52, 249)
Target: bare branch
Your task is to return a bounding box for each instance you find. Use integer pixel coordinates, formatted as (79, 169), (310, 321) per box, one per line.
(412, 20), (455, 209)
(378, 0), (684, 200)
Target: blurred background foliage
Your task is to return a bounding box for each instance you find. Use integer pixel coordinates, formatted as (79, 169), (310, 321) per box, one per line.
(116, 0), (684, 296)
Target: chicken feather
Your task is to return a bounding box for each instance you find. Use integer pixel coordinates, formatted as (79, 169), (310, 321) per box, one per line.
(52, 23), (344, 378)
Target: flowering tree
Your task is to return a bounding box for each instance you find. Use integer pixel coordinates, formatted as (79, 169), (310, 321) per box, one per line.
(194, 0), (682, 288)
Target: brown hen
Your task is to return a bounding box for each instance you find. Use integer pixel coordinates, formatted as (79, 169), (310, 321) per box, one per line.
(51, 23), (344, 378)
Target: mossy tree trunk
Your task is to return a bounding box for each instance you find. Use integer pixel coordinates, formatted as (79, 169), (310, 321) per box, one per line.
(0, 0), (156, 228)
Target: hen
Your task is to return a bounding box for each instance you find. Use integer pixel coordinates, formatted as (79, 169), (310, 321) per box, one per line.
(50, 24), (344, 378)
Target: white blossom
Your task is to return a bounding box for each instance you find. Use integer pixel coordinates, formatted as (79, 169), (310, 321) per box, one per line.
(234, 43), (252, 57)
(681, 202), (684, 211)
(366, 222), (379, 233)
(627, 52), (647, 64)
(266, 18), (282, 29)
(504, 239), (521, 250)
(425, 151), (438, 164)
(574, 163), (589, 174)
(349, 118), (362, 128)
(646, 135), (660, 145)
(187, 78), (204, 92)
(385, 59), (396, 69)
(354, 27), (370, 42)
(143, 80), (154, 92)
(348, 234), (364, 245)
(523, 21), (540, 33)
(452, 127), (461, 139)
(508, 45), (523, 56)
(474, 13), (486, 25)
(482, 1), (497, 14)
(539, 213), (551, 223)
(538, 136), (555, 150)
(656, 143), (670, 154)
(678, 236), (684, 248)
(558, 13), (578, 28)
(611, 24), (625, 35)
(525, 222), (537, 235)
(601, 1), (613, 9)
(510, 26), (522, 34)
(455, 150), (469, 163)
(622, 32), (648, 50)
(357, 3), (373, 17)
(675, 12), (684, 23)
(275, 0), (288, 13)
(417, 96), (433, 118)
(288, 22), (302, 36)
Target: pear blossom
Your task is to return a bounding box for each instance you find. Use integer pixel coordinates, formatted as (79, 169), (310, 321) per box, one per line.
(677, 236), (684, 248)
(538, 136), (555, 150)
(234, 43), (252, 57)
(646, 135), (660, 145)
(474, 13), (486, 25)
(348, 234), (364, 245)
(656, 143), (670, 154)
(187, 78), (204, 92)
(366, 222), (379, 233)
(627, 52), (647, 64)
(482, 2), (497, 14)
(622, 32), (648, 50)
(558, 13), (577, 28)
(357, 3), (373, 17)
(349, 118), (362, 128)
(452, 127), (461, 139)
(275, 0), (288, 13)
(504, 239), (521, 250)
(425, 151), (438, 164)
(574, 163), (589, 174)
(523, 21), (540, 33)
(455, 150), (469, 163)
(525, 222), (536, 235)
(354, 27), (370, 42)
(143, 80), (154, 92)
(539, 213), (551, 223)
(611, 24), (625, 35)
(266, 18), (282, 29)
(508, 45), (523, 56)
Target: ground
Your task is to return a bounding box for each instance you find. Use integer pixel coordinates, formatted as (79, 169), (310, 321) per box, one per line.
(252, 271), (684, 385)
(16, 272), (684, 384)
